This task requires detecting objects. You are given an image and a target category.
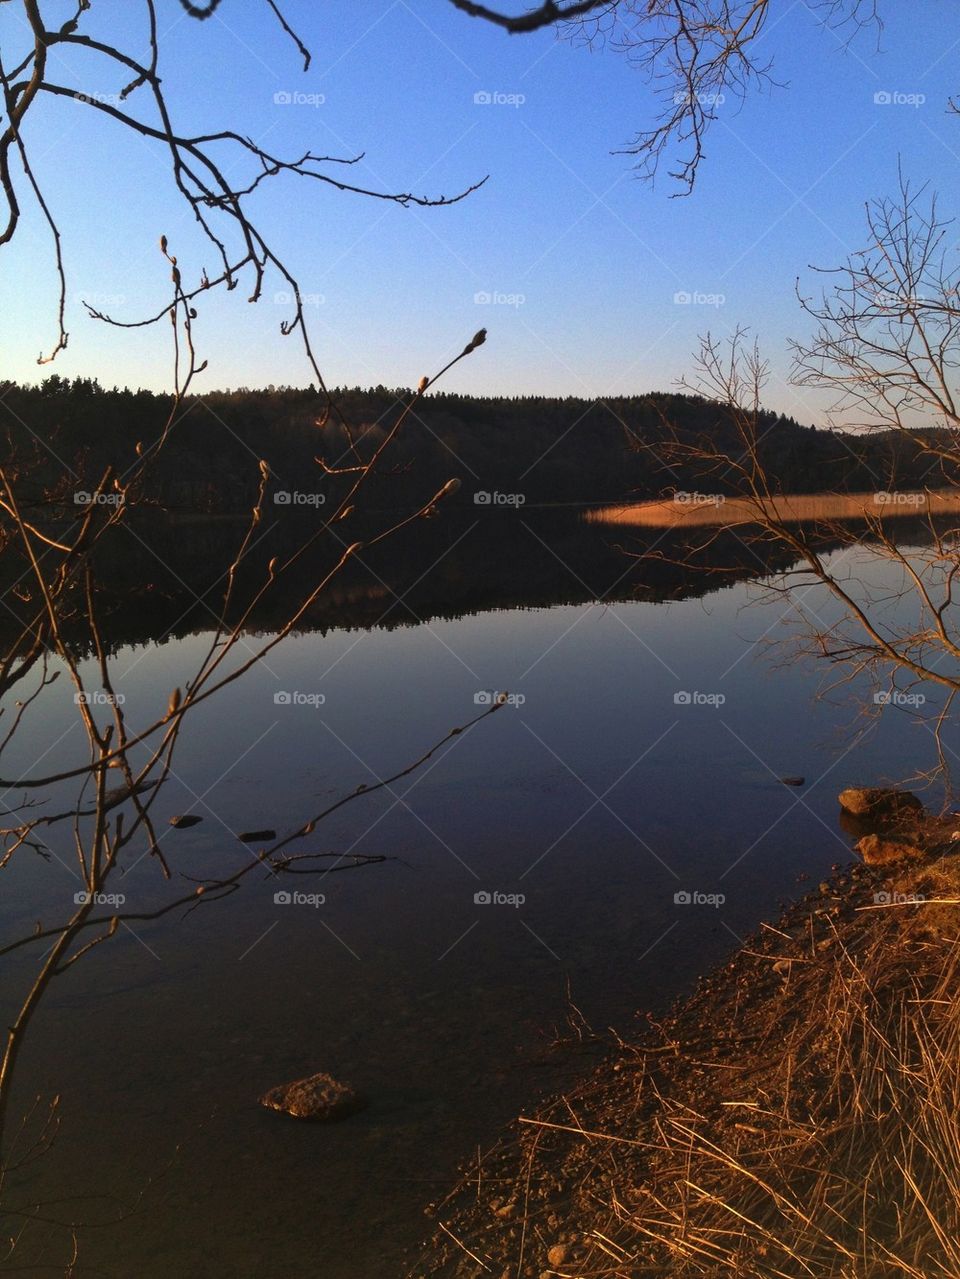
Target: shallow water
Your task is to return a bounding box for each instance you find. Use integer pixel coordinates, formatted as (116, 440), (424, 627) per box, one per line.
(0, 518), (949, 1277)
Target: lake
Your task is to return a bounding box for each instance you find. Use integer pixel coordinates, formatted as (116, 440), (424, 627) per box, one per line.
(0, 506), (950, 1277)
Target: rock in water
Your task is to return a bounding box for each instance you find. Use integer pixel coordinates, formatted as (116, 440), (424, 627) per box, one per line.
(259, 1071), (366, 1122)
(838, 787), (923, 819)
(781, 776), (805, 787)
(237, 829), (276, 843)
(169, 814), (203, 829)
(857, 833), (925, 865)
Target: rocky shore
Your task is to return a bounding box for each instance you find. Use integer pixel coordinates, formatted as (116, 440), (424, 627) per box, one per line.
(411, 788), (960, 1278)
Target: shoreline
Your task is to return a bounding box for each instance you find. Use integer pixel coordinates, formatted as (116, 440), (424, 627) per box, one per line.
(411, 795), (960, 1278)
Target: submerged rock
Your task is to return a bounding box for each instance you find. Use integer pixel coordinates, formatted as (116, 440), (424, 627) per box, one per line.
(857, 833), (925, 866)
(781, 776), (805, 787)
(838, 787), (923, 820)
(104, 779), (159, 808)
(237, 829), (276, 843)
(259, 1071), (366, 1122)
(169, 814), (203, 829)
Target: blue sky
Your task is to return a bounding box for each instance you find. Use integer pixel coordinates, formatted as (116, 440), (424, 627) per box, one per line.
(1, 1), (957, 421)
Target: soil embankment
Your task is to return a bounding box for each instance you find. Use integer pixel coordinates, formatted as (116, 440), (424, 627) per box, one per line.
(412, 792), (960, 1278)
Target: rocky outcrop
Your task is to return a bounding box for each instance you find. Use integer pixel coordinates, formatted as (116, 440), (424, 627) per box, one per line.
(856, 833), (925, 866)
(838, 787), (923, 820)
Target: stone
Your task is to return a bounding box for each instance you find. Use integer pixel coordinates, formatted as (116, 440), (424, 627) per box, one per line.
(169, 814), (203, 829)
(857, 833), (925, 866)
(780, 776), (805, 787)
(238, 829), (276, 843)
(838, 787), (923, 819)
(258, 1071), (366, 1121)
(547, 1243), (569, 1267)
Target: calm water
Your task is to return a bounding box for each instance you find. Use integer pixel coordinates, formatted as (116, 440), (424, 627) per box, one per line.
(0, 513), (949, 1277)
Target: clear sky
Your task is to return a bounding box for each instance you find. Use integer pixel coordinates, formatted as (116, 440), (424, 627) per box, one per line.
(1, 1), (957, 422)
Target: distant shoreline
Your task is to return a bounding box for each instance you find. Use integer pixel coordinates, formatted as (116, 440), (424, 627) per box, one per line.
(589, 489), (960, 527)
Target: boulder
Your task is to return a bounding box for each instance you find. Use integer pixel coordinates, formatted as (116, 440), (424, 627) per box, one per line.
(857, 833), (925, 866)
(259, 1071), (366, 1122)
(838, 787), (923, 820)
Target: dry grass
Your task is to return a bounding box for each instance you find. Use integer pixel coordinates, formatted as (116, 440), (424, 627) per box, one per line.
(415, 856), (960, 1278)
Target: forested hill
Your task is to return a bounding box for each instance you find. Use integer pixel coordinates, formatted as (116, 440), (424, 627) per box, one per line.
(2, 376), (944, 514)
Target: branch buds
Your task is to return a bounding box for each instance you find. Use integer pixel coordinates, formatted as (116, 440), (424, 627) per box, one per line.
(418, 376), (430, 393)
(463, 328), (487, 355)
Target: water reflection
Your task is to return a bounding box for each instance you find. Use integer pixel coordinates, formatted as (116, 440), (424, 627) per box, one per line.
(0, 510), (954, 1278)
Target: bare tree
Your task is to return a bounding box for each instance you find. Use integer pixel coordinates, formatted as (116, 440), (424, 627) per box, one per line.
(628, 179), (960, 788)
(448, 0), (882, 191)
(0, 2), (502, 1263)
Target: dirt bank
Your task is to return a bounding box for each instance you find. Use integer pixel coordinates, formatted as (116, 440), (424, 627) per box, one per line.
(411, 800), (960, 1278)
